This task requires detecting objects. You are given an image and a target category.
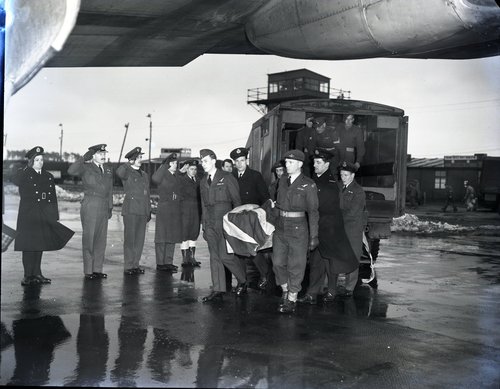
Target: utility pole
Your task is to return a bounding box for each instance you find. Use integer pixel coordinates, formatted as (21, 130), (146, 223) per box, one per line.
(59, 123), (63, 161)
(118, 123), (130, 163)
(146, 113), (152, 175)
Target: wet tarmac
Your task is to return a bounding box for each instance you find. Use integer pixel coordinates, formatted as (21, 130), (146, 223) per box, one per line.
(1, 195), (500, 388)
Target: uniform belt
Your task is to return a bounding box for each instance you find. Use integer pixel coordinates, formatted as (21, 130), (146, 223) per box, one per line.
(279, 210), (306, 218)
(346, 147), (355, 152)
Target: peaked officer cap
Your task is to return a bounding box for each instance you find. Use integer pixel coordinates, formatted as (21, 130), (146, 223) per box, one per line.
(283, 149), (305, 162)
(230, 147), (248, 160)
(163, 153), (178, 165)
(338, 160), (357, 173)
(313, 148), (334, 161)
(88, 144), (107, 154)
(184, 159), (199, 167)
(25, 146), (45, 159)
(124, 147), (144, 160)
(315, 116), (327, 125)
(200, 149), (217, 160)
(271, 159), (285, 173)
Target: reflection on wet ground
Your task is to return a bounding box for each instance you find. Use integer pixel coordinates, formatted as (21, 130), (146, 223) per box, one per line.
(1, 199), (500, 387)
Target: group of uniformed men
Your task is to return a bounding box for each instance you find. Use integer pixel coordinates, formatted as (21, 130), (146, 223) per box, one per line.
(64, 113), (366, 314)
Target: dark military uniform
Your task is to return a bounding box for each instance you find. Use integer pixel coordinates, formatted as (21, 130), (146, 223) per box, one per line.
(200, 169), (245, 292)
(306, 169), (357, 297)
(152, 163), (183, 267)
(68, 153), (113, 276)
(179, 172), (201, 241)
(337, 123), (365, 166)
(116, 162), (151, 271)
(273, 173), (319, 294)
(295, 125), (316, 176)
(233, 167), (269, 206)
(340, 172), (367, 291)
(12, 153), (74, 283)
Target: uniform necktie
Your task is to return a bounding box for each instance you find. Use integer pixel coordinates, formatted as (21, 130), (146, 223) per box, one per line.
(192, 176), (196, 183)
(99, 165), (104, 174)
(207, 175), (212, 185)
(239, 173), (243, 179)
(287, 176), (291, 187)
(343, 185), (347, 192)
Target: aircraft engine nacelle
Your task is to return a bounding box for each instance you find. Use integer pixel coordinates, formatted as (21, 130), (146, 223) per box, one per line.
(245, 0), (500, 60)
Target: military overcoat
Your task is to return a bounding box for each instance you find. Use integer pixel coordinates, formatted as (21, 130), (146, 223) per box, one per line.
(339, 179), (367, 261)
(313, 170), (357, 273)
(152, 165), (183, 243)
(179, 173), (201, 241)
(12, 167), (74, 251)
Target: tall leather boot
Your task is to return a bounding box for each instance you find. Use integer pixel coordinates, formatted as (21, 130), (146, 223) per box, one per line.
(181, 249), (190, 267)
(189, 247), (201, 267)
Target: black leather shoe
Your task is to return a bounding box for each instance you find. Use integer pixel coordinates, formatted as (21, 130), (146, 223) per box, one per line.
(156, 264), (167, 270)
(235, 282), (248, 296)
(278, 299), (296, 313)
(279, 291), (289, 307)
(36, 275), (52, 284)
(85, 274), (96, 280)
(338, 290), (353, 298)
(323, 291), (336, 302)
(93, 272), (108, 279)
(166, 264), (178, 273)
(171, 264), (179, 269)
(258, 277), (268, 290)
(297, 294), (317, 305)
(124, 269), (136, 275)
(133, 267), (145, 274)
(201, 291), (224, 303)
(21, 276), (39, 286)
(181, 262), (191, 268)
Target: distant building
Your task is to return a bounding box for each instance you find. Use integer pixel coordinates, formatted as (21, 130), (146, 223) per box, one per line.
(406, 154), (486, 202)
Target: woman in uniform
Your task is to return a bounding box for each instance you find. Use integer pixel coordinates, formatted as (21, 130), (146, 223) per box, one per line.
(12, 146), (74, 286)
(179, 159), (201, 267)
(152, 153), (183, 272)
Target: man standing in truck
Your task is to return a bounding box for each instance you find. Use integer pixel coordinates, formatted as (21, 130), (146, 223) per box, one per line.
(338, 114), (365, 171)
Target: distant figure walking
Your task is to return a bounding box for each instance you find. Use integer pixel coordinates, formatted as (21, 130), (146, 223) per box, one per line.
(442, 184), (457, 212)
(463, 181), (477, 212)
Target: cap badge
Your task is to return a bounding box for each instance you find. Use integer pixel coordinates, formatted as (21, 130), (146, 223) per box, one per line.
(36, 147), (41, 152)
(237, 149), (241, 154)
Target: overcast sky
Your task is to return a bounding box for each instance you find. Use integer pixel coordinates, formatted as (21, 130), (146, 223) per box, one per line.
(4, 54), (500, 161)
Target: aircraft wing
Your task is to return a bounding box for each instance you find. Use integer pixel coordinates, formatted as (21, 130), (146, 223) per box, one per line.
(46, 0), (267, 67)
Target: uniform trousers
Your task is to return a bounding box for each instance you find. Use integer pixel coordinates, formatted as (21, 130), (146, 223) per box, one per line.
(81, 198), (109, 275)
(204, 223), (246, 292)
(272, 216), (309, 294)
(307, 249), (359, 295)
(253, 252), (271, 279)
(123, 215), (148, 270)
(22, 251), (43, 277)
(155, 243), (176, 265)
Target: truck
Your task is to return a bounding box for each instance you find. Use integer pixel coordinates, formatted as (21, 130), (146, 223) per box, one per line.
(245, 98), (408, 282)
(478, 156), (500, 213)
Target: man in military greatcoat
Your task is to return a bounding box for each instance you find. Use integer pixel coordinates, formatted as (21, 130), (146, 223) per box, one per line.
(179, 159), (202, 267)
(338, 161), (367, 297)
(199, 149), (246, 302)
(337, 114), (365, 171)
(271, 149), (319, 313)
(68, 144), (113, 280)
(298, 150), (358, 305)
(116, 147), (151, 275)
(230, 147), (271, 291)
(152, 153), (183, 273)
